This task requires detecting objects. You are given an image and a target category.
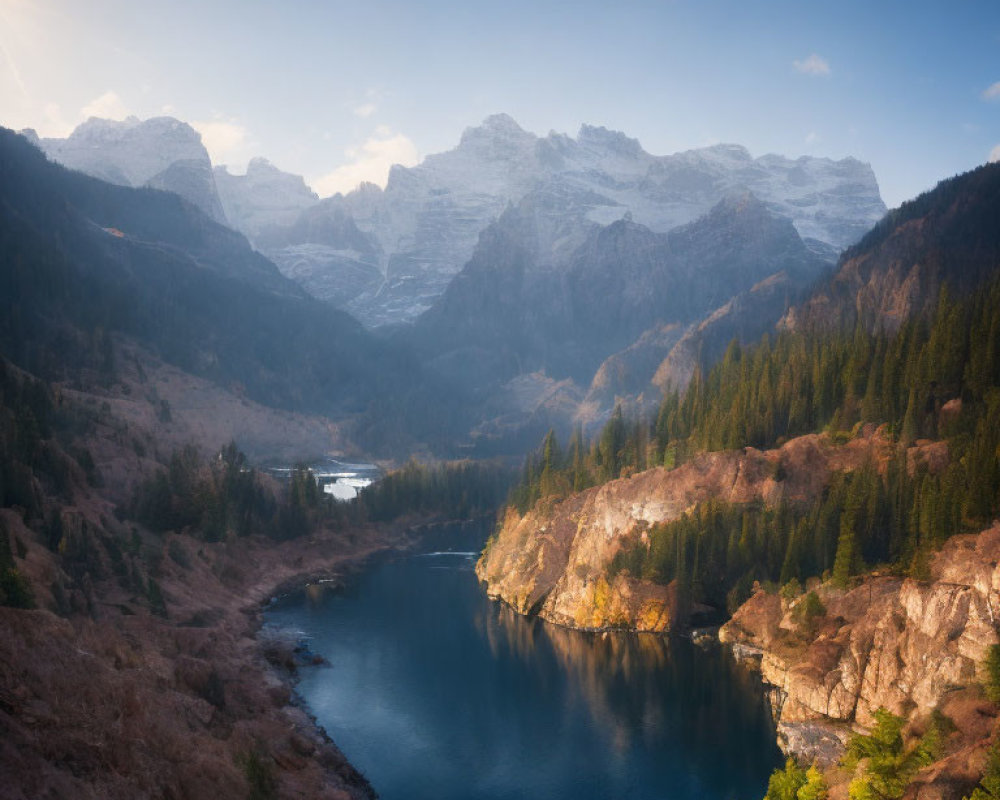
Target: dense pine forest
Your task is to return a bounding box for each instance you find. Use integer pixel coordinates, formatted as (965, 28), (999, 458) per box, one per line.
(509, 273), (1000, 612)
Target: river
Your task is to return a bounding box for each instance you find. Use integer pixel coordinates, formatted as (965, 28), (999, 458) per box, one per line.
(264, 522), (782, 799)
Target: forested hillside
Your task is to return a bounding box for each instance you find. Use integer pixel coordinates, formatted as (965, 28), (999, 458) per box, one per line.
(479, 162), (1000, 800)
(501, 162), (1000, 616)
(0, 128), (465, 454)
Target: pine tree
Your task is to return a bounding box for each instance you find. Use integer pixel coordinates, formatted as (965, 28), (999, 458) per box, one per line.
(832, 515), (859, 587)
(764, 759), (807, 800)
(598, 404), (627, 481)
(797, 765), (828, 800)
(900, 388), (920, 447)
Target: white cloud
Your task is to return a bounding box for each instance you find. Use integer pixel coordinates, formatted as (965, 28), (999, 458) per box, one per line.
(805, 131), (820, 144)
(81, 90), (130, 120)
(311, 129), (419, 197)
(191, 118), (253, 167)
(983, 82), (1000, 101)
(41, 102), (72, 136)
(989, 144), (1000, 163)
(793, 54), (831, 76)
(353, 102), (377, 118)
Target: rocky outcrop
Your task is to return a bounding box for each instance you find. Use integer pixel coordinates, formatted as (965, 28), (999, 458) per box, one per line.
(214, 157), (318, 240)
(415, 191), (830, 434)
(649, 270), (809, 395)
(720, 524), (1000, 770)
(477, 431), (890, 632)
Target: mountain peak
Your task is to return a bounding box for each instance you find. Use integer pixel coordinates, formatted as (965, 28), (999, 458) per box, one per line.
(480, 113), (526, 133)
(247, 156), (278, 174)
(713, 191), (767, 214)
(352, 181), (384, 196)
(71, 115), (197, 141)
(576, 124), (643, 157)
(36, 115), (224, 221)
(459, 114), (535, 150)
(695, 143), (754, 162)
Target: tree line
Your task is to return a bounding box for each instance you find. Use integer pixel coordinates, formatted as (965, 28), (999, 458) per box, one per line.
(130, 448), (513, 542)
(509, 275), (1000, 609)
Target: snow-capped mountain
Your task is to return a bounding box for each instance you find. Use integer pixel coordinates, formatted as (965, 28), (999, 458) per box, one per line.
(261, 114), (886, 326)
(214, 157), (318, 240)
(28, 113), (886, 332)
(26, 116), (227, 223)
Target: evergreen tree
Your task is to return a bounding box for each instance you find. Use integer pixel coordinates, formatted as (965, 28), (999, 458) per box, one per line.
(797, 765), (829, 800)
(598, 404), (627, 481)
(764, 759), (807, 800)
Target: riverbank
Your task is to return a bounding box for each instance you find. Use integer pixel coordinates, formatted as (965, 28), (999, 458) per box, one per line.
(0, 508), (431, 799)
(265, 526), (781, 800)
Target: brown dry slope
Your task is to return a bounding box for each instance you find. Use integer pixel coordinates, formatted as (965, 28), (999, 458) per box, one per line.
(0, 501), (414, 800)
(0, 350), (411, 799)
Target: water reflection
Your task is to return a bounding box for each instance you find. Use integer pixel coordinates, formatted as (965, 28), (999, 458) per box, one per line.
(478, 600), (779, 793)
(266, 527), (780, 800)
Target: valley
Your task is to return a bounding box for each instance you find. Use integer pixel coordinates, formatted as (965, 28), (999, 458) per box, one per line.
(2, 83), (999, 800)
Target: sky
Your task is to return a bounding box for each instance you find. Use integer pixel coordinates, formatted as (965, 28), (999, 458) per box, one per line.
(1, 0), (998, 207)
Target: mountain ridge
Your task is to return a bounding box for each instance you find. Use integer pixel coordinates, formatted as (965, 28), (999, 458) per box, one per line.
(40, 113), (884, 329)
(28, 116), (227, 224)
(269, 115), (884, 326)
(0, 126), (454, 455)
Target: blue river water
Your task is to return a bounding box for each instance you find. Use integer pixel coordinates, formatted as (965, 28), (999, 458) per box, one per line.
(264, 523), (781, 800)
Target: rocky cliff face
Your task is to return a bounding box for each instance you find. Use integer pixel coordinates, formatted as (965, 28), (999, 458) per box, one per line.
(719, 524), (1000, 794)
(415, 191), (829, 437)
(214, 158), (319, 240)
(477, 431), (888, 632)
(30, 117), (227, 224)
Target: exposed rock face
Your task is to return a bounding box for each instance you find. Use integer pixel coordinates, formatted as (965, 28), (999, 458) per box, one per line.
(33, 117), (227, 223)
(415, 191), (829, 434)
(214, 158), (319, 240)
(581, 322), (685, 416)
(267, 115), (884, 326)
(477, 432), (888, 632)
(648, 270), (809, 397)
(254, 200), (382, 310)
(720, 524), (1000, 768)
(580, 268), (812, 421)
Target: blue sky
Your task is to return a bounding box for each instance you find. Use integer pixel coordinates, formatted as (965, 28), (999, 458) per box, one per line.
(1, 0), (997, 206)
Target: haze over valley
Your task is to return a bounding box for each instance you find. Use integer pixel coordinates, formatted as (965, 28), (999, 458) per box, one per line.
(2, 2), (1000, 799)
